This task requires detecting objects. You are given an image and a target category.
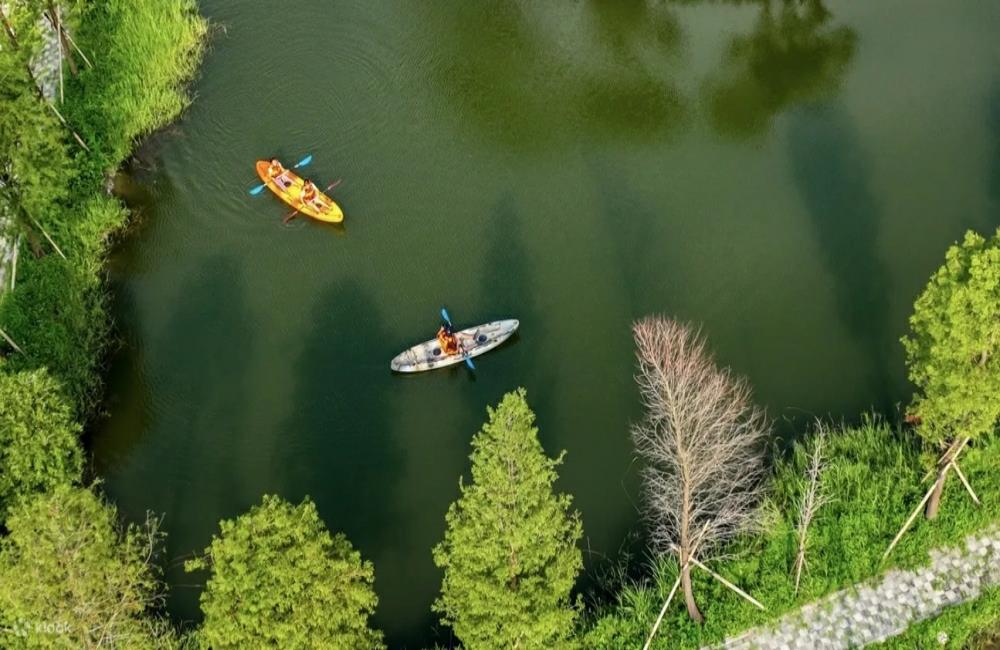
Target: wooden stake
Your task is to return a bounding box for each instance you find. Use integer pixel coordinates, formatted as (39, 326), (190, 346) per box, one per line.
(10, 234), (19, 290)
(58, 19), (93, 68)
(23, 210), (66, 260)
(0, 326), (24, 354)
(643, 535), (707, 649)
(642, 572), (683, 650)
(46, 3), (79, 77)
(668, 543), (766, 610)
(0, 5), (91, 151)
(949, 461), (980, 505)
(882, 472), (946, 561)
(0, 5), (19, 47)
(57, 10), (64, 103)
(688, 555), (766, 611)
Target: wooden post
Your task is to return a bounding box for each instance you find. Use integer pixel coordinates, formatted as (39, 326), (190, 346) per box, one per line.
(688, 555), (766, 611)
(642, 572), (683, 650)
(21, 208), (67, 260)
(10, 234), (20, 290)
(46, 2), (79, 76)
(0, 5), (19, 47)
(0, 326), (24, 354)
(59, 20), (93, 68)
(0, 5), (91, 151)
(949, 461), (980, 505)
(883, 474), (946, 561)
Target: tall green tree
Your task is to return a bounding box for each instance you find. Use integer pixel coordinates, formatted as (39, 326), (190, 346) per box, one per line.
(0, 370), (83, 524)
(433, 389), (583, 649)
(0, 485), (176, 649)
(186, 494), (383, 650)
(902, 228), (1000, 518)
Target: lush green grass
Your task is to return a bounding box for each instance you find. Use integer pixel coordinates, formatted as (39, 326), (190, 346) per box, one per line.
(583, 420), (1000, 649)
(0, 0), (205, 415)
(876, 585), (1000, 649)
(67, 0), (207, 172)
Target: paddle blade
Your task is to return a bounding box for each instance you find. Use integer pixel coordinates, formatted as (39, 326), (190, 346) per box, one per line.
(441, 308), (452, 325)
(249, 183), (267, 196)
(465, 357), (476, 370)
(293, 154), (313, 169)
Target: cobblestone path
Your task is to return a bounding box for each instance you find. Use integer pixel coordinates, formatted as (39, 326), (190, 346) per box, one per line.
(707, 528), (1000, 649)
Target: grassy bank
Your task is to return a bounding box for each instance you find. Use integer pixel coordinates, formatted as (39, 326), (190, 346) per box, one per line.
(0, 0), (205, 415)
(584, 420), (1000, 648)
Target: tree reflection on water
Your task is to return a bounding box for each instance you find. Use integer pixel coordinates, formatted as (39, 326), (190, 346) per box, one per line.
(427, 0), (857, 144)
(702, 0), (857, 138)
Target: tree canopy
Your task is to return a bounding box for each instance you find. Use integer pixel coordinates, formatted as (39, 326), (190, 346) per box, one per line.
(902, 228), (1000, 443)
(0, 485), (175, 649)
(0, 369), (83, 524)
(186, 494), (383, 650)
(433, 388), (583, 649)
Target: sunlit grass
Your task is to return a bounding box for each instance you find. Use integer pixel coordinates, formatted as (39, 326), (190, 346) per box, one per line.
(584, 419), (1000, 649)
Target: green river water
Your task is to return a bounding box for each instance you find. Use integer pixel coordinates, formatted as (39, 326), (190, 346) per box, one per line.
(92, 1), (1000, 646)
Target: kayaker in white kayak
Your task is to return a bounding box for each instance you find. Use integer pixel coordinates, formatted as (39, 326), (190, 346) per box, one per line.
(437, 321), (460, 356)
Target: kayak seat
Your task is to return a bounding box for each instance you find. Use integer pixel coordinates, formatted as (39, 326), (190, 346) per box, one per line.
(477, 335), (487, 343)
(432, 347), (442, 356)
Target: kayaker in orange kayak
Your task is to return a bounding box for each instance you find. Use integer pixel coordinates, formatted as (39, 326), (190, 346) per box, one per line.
(301, 180), (319, 207)
(267, 159), (285, 180)
(437, 321), (460, 355)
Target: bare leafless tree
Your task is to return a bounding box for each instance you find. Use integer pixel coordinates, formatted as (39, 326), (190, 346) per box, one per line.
(793, 425), (830, 595)
(632, 316), (769, 624)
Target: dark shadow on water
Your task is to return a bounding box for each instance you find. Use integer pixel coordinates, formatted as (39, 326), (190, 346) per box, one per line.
(276, 279), (406, 643)
(787, 103), (897, 413)
(149, 254), (256, 624)
(700, 0), (856, 139)
(86, 281), (151, 476)
(478, 193), (552, 422)
(989, 83), (1000, 214)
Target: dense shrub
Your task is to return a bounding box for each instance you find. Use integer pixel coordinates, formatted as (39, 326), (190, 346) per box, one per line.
(0, 486), (176, 649)
(187, 495), (384, 650)
(433, 389), (584, 649)
(0, 370), (82, 524)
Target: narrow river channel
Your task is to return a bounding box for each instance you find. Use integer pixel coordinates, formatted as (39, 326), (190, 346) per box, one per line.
(91, 2), (1000, 646)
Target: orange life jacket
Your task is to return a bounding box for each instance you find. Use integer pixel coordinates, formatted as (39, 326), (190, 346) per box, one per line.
(437, 328), (459, 355)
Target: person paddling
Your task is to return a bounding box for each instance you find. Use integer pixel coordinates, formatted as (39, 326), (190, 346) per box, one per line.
(301, 180), (319, 208)
(267, 158), (286, 181)
(437, 321), (460, 356)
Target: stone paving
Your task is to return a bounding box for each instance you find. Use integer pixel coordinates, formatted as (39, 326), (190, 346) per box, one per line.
(706, 527), (1000, 649)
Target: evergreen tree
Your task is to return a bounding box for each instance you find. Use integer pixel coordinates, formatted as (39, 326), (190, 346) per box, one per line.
(0, 370), (83, 524)
(433, 389), (583, 649)
(186, 494), (384, 650)
(902, 228), (1000, 517)
(0, 486), (176, 649)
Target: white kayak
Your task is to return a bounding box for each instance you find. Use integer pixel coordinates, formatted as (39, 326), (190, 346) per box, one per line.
(390, 319), (519, 373)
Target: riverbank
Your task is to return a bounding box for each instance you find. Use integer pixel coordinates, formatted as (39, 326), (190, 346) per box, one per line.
(584, 420), (1000, 649)
(0, 0), (205, 413)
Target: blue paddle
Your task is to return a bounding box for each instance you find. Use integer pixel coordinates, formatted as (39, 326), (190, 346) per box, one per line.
(441, 307), (475, 370)
(249, 154), (313, 195)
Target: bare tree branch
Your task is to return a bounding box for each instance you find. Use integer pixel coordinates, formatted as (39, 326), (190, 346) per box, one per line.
(632, 316), (769, 624)
(793, 425), (830, 595)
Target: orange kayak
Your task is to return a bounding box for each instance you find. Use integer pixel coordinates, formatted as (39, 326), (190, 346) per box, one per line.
(255, 160), (344, 223)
